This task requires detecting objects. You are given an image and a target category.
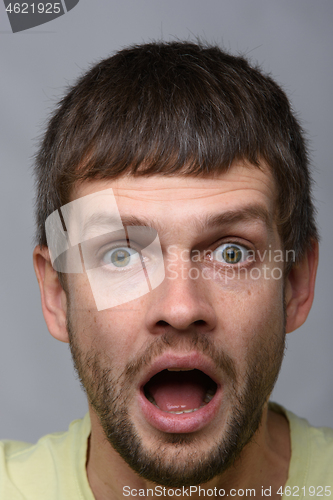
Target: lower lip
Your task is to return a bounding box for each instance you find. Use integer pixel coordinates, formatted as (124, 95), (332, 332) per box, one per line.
(138, 387), (222, 433)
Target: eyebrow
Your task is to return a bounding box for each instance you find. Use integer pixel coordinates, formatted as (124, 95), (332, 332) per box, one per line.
(202, 205), (273, 232)
(80, 203), (273, 237)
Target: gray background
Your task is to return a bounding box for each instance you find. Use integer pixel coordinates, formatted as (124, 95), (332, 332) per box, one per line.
(0, 0), (332, 443)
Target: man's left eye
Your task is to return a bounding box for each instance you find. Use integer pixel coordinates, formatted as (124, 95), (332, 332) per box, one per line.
(212, 243), (250, 264)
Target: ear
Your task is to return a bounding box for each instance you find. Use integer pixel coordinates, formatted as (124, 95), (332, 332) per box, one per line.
(285, 241), (319, 333)
(33, 246), (69, 343)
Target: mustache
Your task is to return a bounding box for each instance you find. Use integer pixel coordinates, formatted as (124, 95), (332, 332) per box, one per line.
(123, 331), (237, 384)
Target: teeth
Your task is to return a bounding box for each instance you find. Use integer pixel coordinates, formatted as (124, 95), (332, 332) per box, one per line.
(145, 394), (206, 414)
(169, 407), (200, 414)
(204, 393), (213, 404)
(169, 403), (209, 414)
(167, 368), (194, 371)
(146, 393), (158, 406)
(145, 384), (217, 412)
(203, 388), (216, 404)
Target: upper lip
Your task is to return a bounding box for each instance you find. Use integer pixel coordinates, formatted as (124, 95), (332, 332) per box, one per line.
(139, 351), (222, 390)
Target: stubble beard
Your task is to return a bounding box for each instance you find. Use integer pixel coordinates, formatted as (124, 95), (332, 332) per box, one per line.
(67, 312), (286, 488)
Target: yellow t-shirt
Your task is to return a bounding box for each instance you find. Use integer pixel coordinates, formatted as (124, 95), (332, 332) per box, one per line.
(274, 403), (333, 498)
(0, 413), (94, 500)
(1, 404), (333, 499)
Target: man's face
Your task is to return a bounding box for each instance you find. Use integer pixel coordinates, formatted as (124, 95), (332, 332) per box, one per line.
(65, 163), (286, 486)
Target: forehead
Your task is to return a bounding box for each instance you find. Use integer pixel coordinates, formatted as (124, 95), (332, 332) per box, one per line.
(71, 162), (276, 227)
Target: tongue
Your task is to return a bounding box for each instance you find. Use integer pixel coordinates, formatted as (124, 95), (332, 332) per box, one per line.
(147, 370), (207, 412)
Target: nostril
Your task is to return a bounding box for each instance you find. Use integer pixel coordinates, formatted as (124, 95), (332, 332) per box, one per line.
(155, 319), (208, 329)
(156, 320), (169, 327)
(194, 320), (206, 327)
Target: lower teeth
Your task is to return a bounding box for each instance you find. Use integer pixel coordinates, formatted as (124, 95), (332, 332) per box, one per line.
(146, 390), (214, 414)
(204, 391), (214, 404)
(168, 405), (205, 414)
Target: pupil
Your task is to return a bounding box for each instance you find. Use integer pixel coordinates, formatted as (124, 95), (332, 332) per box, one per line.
(223, 246), (241, 263)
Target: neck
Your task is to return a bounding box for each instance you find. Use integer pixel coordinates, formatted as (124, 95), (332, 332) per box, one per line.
(86, 404), (290, 500)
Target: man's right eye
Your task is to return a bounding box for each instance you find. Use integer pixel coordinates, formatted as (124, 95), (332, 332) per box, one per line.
(102, 247), (141, 268)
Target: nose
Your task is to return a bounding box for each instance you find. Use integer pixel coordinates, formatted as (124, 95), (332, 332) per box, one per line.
(144, 260), (217, 334)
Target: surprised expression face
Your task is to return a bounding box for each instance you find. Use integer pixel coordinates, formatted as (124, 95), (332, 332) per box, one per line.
(62, 163), (287, 486)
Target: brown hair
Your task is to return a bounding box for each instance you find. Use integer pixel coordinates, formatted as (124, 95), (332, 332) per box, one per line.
(34, 41), (318, 263)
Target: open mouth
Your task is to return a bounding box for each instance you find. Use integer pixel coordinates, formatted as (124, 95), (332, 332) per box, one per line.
(143, 368), (218, 414)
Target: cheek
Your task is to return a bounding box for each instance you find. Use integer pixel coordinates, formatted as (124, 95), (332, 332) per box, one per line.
(67, 277), (146, 365)
(67, 273), (96, 313)
(212, 278), (285, 362)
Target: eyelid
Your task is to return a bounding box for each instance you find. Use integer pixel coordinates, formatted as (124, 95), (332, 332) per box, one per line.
(107, 246), (138, 254)
(103, 245), (138, 257)
(99, 240), (140, 256)
(212, 236), (252, 250)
